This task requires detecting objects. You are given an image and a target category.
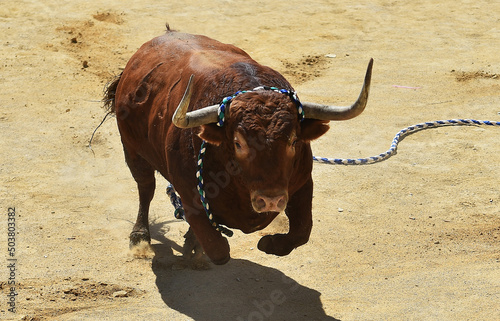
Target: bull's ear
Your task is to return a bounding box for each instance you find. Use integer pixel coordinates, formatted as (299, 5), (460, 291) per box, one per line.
(198, 123), (224, 146)
(299, 119), (330, 142)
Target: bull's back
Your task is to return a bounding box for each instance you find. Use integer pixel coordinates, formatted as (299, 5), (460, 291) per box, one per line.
(114, 31), (258, 122)
(112, 32), (255, 173)
(117, 32), (254, 94)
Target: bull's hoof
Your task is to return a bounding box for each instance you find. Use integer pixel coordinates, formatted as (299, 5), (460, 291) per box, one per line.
(257, 234), (294, 256)
(205, 237), (231, 265)
(183, 228), (202, 258)
(184, 228), (230, 265)
(129, 240), (155, 259)
(129, 230), (151, 248)
(190, 258), (211, 270)
(182, 229), (211, 269)
(210, 253), (230, 265)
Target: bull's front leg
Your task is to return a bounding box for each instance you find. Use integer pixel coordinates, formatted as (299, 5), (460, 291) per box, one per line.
(257, 177), (313, 256)
(183, 204), (231, 265)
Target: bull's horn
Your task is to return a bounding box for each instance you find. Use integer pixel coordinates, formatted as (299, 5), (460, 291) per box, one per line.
(302, 58), (373, 121)
(172, 75), (219, 128)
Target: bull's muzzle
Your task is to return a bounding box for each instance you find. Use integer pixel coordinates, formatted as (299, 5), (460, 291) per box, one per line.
(251, 190), (288, 213)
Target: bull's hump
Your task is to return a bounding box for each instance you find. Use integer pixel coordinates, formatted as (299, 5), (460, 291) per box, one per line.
(189, 50), (249, 71)
(154, 31), (250, 62)
(161, 32), (245, 53)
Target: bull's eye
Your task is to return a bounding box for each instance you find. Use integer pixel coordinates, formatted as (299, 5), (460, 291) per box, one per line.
(287, 134), (297, 157)
(233, 131), (249, 158)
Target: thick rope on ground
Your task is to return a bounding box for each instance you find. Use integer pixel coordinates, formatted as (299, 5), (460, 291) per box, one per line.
(313, 119), (500, 165)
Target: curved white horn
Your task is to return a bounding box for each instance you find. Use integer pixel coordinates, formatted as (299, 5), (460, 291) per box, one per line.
(172, 75), (219, 128)
(302, 58), (373, 121)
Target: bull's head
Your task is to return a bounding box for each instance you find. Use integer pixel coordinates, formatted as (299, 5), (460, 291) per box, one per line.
(173, 59), (373, 214)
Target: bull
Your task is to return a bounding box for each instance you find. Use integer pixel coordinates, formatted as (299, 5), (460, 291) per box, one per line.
(105, 27), (372, 265)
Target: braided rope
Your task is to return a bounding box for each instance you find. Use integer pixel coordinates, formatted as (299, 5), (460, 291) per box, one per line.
(166, 184), (185, 220)
(313, 119), (500, 165)
(166, 139), (234, 236)
(196, 141), (234, 237)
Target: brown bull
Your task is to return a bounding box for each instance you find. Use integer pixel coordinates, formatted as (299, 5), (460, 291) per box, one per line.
(105, 27), (372, 265)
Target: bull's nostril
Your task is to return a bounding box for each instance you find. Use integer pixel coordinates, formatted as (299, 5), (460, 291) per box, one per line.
(276, 197), (286, 210)
(255, 197), (266, 210)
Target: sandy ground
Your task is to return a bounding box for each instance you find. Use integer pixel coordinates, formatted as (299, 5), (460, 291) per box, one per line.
(1, 1), (499, 320)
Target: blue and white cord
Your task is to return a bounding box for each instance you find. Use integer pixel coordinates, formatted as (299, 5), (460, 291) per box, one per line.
(313, 119), (500, 165)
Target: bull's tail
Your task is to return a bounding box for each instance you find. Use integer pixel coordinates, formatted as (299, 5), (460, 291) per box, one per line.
(90, 74), (121, 153)
(103, 72), (122, 113)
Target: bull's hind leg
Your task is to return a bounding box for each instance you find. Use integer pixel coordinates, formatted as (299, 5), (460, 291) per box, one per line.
(258, 177), (313, 256)
(123, 147), (156, 248)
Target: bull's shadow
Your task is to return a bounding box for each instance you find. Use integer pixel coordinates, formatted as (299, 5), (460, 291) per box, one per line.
(150, 222), (340, 321)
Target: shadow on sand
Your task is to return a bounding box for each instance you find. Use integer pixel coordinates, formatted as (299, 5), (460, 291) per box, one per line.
(150, 222), (340, 321)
